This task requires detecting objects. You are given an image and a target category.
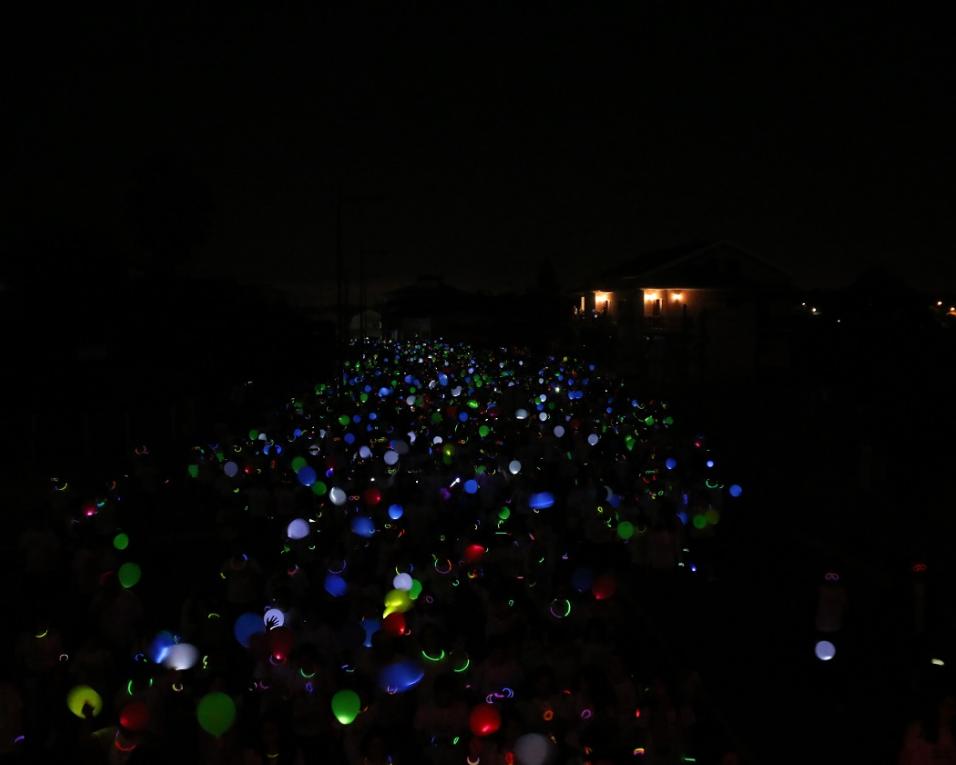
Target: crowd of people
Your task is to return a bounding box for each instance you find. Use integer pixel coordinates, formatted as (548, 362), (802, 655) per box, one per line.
(1, 340), (746, 764)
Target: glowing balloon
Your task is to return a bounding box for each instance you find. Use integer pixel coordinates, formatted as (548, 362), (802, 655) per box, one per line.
(464, 544), (485, 564)
(378, 659), (424, 693)
(393, 573), (413, 591)
(464, 479), (479, 494)
(234, 612), (265, 648)
(197, 692), (236, 737)
(529, 492), (555, 510)
(388, 503), (404, 520)
(729, 484), (743, 497)
(118, 562), (141, 589)
(359, 445), (372, 459)
(617, 521), (635, 540)
(362, 617), (381, 648)
(469, 704), (501, 736)
(592, 574), (617, 601)
(383, 589), (412, 617)
(384, 450), (399, 466)
(287, 518), (310, 540)
(351, 515), (375, 538)
(587, 433), (599, 446)
(383, 611), (407, 637)
(815, 640), (836, 661)
(113, 532), (129, 551)
(514, 733), (551, 765)
(263, 608), (285, 627)
(553, 425), (565, 438)
(163, 642), (199, 670)
(119, 700), (150, 732)
(508, 460), (522, 475)
(409, 578), (423, 600)
(223, 461), (239, 478)
(67, 685), (103, 718)
(665, 457), (677, 470)
(330, 487), (347, 506)
(331, 689), (361, 725)
(148, 631), (177, 664)
(516, 408), (529, 420)
(268, 626), (295, 659)
(324, 573), (347, 598)
(296, 466), (317, 487)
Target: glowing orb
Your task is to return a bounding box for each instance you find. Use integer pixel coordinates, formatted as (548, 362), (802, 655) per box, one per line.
(163, 643), (199, 671)
(665, 457), (677, 470)
(223, 461), (239, 478)
(148, 631), (177, 664)
(378, 660), (424, 693)
(329, 487), (347, 506)
(196, 692), (236, 737)
(324, 574), (347, 598)
(587, 433), (599, 446)
(118, 562), (141, 589)
(617, 521), (635, 540)
(331, 689), (361, 725)
(592, 574), (616, 601)
(113, 532), (129, 551)
(263, 608), (285, 627)
(815, 640), (836, 661)
(516, 408), (529, 420)
(383, 611), (407, 637)
(67, 685), (103, 718)
(508, 460), (522, 475)
(514, 733), (551, 765)
(384, 450), (399, 466)
(553, 425), (565, 438)
(529, 492), (555, 510)
(464, 479), (479, 494)
(388, 504), (404, 520)
(119, 700), (149, 732)
(729, 484), (743, 497)
(393, 573), (413, 591)
(351, 515), (375, 538)
(287, 518), (310, 540)
(359, 446), (372, 459)
(296, 466), (317, 487)
(383, 589), (412, 617)
(469, 703), (501, 736)
(234, 612), (265, 648)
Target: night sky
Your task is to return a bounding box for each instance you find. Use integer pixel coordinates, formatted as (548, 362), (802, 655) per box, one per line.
(4, 4), (954, 300)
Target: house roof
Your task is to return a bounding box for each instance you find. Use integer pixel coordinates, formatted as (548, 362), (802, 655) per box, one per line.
(594, 241), (790, 290)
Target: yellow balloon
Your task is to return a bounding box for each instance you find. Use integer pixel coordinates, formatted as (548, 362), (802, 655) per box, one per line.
(67, 685), (103, 718)
(383, 589), (412, 618)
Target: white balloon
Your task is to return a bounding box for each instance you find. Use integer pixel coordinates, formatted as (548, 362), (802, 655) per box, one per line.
(514, 733), (551, 765)
(359, 445), (372, 459)
(287, 518), (310, 540)
(384, 450), (399, 466)
(508, 460), (522, 475)
(516, 408), (529, 420)
(815, 640), (836, 661)
(162, 643), (199, 671)
(552, 425), (565, 438)
(587, 433), (599, 446)
(330, 487), (347, 506)
(393, 573), (413, 591)
(263, 608), (285, 628)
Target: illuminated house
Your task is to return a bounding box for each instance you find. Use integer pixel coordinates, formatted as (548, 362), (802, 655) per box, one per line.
(573, 241), (792, 381)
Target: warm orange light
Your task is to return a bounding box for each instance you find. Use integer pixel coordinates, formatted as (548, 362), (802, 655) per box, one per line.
(671, 291), (682, 301)
(643, 291), (659, 302)
(594, 291), (612, 309)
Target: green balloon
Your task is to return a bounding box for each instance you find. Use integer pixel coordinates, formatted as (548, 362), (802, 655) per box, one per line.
(118, 562), (141, 588)
(408, 578), (423, 600)
(113, 532), (129, 551)
(617, 521), (635, 540)
(197, 692), (236, 737)
(331, 689), (361, 725)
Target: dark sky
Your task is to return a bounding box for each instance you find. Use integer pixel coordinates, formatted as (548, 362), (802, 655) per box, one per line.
(3, 3), (955, 299)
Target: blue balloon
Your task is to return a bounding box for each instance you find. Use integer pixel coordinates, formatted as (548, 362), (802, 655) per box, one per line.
(362, 618), (381, 648)
(296, 466), (317, 487)
(378, 659), (424, 694)
(234, 613), (265, 649)
(324, 573), (347, 598)
(464, 479), (478, 495)
(570, 567), (594, 593)
(529, 492), (555, 510)
(665, 457), (677, 470)
(148, 630), (177, 664)
(729, 484), (743, 497)
(388, 504), (404, 520)
(351, 516), (375, 538)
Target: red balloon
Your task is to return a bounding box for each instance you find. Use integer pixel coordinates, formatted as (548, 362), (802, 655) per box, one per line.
(119, 700), (150, 732)
(592, 574), (617, 601)
(363, 487), (382, 506)
(268, 626), (295, 659)
(383, 612), (406, 637)
(464, 544), (486, 564)
(469, 703), (501, 737)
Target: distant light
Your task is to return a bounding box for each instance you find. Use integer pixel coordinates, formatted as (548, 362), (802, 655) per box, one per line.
(644, 291), (659, 302)
(729, 484), (743, 497)
(464, 479), (479, 494)
(587, 433), (599, 446)
(815, 640), (836, 661)
(932, 658), (946, 667)
(329, 487), (347, 506)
